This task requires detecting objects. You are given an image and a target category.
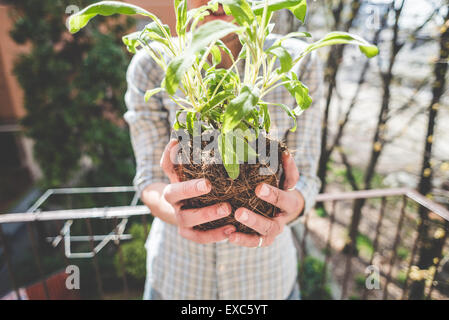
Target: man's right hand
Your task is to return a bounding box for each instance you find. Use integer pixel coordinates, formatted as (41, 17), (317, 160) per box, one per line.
(141, 139), (236, 244)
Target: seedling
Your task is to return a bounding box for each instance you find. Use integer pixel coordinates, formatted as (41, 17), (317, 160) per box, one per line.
(68, 0), (378, 232)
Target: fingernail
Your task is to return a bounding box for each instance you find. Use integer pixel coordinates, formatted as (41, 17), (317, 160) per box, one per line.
(197, 179), (209, 193)
(224, 226), (235, 235)
(239, 210), (249, 222)
(259, 184), (270, 197)
(283, 150), (290, 156)
(218, 203), (229, 217)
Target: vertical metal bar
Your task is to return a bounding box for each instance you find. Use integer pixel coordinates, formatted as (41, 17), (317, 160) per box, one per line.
(340, 248), (353, 299)
(362, 196), (387, 300)
(320, 201), (336, 292)
(0, 224), (21, 300)
(401, 216), (424, 300)
(114, 217), (129, 299)
(341, 199), (362, 299)
(85, 218), (104, 299)
(26, 222), (50, 299)
(382, 195), (407, 300)
(55, 220), (70, 266)
(426, 221), (449, 300)
(299, 209), (310, 282)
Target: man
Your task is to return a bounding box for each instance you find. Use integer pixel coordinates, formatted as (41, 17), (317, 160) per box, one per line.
(124, 0), (323, 300)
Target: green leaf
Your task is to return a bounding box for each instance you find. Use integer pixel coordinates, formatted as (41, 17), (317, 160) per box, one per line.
(144, 21), (171, 39)
(260, 103), (271, 133)
(164, 20), (241, 95)
(252, 0), (307, 24)
(163, 56), (184, 94)
(122, 32), (141, 54)
(218, 133), (240, 179)
(278, 103), (297, 132)
(214, 0), (255, 26)
(140, 22), (171, 48)
(202, 90), (234, 113)
(266, 45), (293, 73)
(67, 1), (160, 33)
(223, 85), (260, 133)
(173, 110), (186, 130)
(305, 32), (379, 58)
(274, 31), (311, 46)
(187, 21), (241, 58)
(144, 88), (163, 102)
(210, 45), (222, 65)
(186, 111), (198, 136)
(186, 3), (219, 32)
(176, 0), (188, 37)
(234, 132), (258, 162)
(238, 44), (247, 60)
(216, 40), (234, 62)
(282, 73), (312, 111)
(122, 23), (171, 54)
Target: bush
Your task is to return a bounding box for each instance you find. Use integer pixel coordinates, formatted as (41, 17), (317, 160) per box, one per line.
(114, 223), (148, 281)
(299, 256), (333, 300)
(7, 0), (136, 188)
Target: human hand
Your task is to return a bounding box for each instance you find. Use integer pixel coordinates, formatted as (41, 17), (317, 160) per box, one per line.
(160, 139), (236, 244)
(229, 151), (305, 247)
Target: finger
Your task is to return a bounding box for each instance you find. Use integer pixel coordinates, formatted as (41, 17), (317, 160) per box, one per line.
(160, 139), (181, 183)
(228, 232), (273, 248)
(178, 225), (236, 244)
(281, 151), (300, 190)
(255, 183), (301, 214)
(163, 178), (211, 204)
(234, 207), (282, 236)
(177, 203), (232, 228)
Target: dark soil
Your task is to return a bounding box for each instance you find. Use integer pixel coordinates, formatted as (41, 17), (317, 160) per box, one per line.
(174, 131), (287, 234)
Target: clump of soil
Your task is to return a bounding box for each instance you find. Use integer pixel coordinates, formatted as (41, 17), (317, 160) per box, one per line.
(174, 131), (287, 234)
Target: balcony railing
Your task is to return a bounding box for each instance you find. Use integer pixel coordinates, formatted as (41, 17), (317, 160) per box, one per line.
(0, 187), (448, 300)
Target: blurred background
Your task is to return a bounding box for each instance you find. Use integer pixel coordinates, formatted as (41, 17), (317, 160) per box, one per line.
(0, 0), (448, 300)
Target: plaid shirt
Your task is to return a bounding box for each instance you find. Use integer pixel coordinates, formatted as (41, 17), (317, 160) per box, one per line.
(124, 34), (323, 300)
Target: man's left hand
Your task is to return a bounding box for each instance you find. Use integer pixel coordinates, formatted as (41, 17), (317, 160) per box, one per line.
(229, 151), (305, 248)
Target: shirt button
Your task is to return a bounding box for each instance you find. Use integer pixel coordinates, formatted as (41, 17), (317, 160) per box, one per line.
(218, 265), (226, 273)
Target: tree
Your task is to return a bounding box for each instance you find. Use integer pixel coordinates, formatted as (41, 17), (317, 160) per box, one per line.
(409, 2), (449, 299)
(7, 0), (135, 189)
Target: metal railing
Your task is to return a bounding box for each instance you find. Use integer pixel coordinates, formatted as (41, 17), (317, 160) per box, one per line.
(0, 187), (448, 299)
(294, 188), (449, 300)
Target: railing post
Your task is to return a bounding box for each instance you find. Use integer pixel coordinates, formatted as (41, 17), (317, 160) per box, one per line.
(85, 218), (104, 299)
(362, 196), (387, 300)
(321, 201), (336, 294)
(114, 217), (129, 299)
(298, 211), (310, 283)
(0, 224), (21, 299)
(383, 195), (407, 299)
(26, 222), (50, 299)
(401, 217), (424, 300)
(426, 220), (449, 300)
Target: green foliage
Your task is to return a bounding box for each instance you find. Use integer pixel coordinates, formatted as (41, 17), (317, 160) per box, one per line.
(114, 223), (148, 281)
(356, 233), (374, 260)
(354, 273), (366, 289)
(397, 269), (408, 286)
(67, 0), (378, 179)
(8, 0), (135, 188)
(397, 246), (410, 261)
(332, 164), (385, 191)
(299, 256), (333, 300)
(315, 207), (328, 217)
